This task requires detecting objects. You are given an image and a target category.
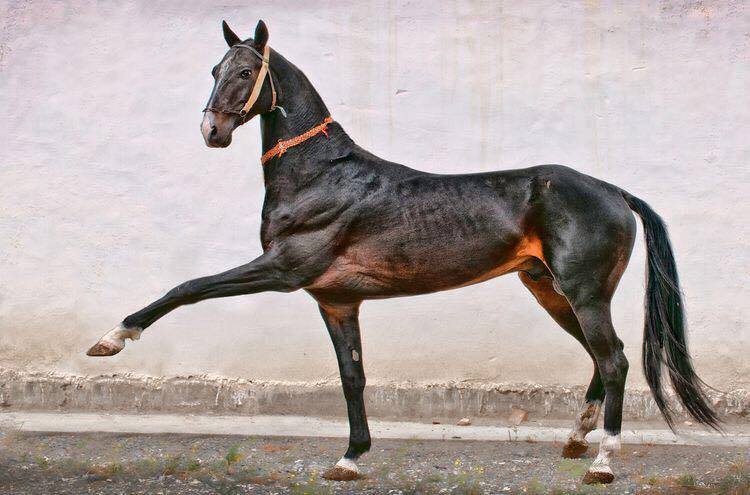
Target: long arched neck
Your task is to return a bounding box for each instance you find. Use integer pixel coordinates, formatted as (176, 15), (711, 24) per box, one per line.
(258, 51), (353, 189)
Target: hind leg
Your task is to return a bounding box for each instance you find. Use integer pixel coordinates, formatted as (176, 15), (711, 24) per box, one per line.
(518, 271), (604, 459)
(528, 169), (636, 483)
(570, 301), (628, 484)
(546, 263), (630, 484)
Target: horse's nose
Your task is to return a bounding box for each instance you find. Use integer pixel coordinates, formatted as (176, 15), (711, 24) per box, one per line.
(201, 112), (215, 142)
(201, 111), (233, 147)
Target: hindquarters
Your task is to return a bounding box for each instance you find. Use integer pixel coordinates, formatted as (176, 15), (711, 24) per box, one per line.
(524, 165), (637, 303)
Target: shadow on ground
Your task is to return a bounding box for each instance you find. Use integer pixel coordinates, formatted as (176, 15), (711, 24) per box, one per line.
(0, 431), (747, 494)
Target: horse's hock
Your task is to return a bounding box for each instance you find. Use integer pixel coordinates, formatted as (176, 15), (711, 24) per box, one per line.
(1, 370), (747, 423)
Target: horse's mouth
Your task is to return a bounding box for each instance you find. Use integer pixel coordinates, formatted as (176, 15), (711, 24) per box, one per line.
(204, 133), (233, 148)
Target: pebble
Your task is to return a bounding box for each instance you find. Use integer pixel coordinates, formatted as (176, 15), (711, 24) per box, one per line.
(457, 418), (472, 426)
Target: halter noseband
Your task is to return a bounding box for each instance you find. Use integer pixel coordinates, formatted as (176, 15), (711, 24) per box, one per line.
(204, 43), (284, 119)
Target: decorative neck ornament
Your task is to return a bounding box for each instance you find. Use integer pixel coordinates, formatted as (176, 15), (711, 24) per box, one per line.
(261, 117), (333, 165)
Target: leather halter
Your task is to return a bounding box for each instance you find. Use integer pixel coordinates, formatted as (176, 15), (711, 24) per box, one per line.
(204, 43), (281, 119)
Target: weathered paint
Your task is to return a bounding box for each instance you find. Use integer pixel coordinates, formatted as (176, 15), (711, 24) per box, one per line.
(0, 1), (748, 405)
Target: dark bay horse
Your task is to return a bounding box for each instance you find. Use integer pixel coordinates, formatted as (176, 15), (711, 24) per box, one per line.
(88, 20), (719, 484)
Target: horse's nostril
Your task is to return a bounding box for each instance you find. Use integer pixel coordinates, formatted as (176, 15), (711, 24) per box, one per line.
(210, 125), (218, 137)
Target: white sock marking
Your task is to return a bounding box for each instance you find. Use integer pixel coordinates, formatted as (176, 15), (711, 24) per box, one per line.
(588, 432), (620, 474)
(568, 400), (601, 443)
(98, 323), (143, 350)
(335, 457), (358, 473)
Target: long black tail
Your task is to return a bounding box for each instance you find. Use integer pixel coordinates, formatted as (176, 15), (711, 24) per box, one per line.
(623, 192), (720, 431)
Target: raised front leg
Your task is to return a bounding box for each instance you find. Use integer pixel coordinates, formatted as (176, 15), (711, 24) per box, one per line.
(87, 250), (303, 356)
(318, 302), (370, 481)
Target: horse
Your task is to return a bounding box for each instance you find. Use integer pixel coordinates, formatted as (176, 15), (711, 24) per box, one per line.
(87, 20), (720, 484)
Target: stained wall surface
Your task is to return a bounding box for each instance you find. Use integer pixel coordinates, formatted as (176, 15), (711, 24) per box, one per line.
(1, 1), (748, 395)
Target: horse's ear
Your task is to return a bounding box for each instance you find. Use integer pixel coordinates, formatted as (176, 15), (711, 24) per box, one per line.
(222, 20), (241, 47)
(254, 20), (269, 49)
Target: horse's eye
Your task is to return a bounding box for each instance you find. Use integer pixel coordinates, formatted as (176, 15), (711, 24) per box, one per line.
(240, 69), (251, 79)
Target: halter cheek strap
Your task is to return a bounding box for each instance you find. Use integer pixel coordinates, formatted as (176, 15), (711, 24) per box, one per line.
(204, 43), (284, 118)
(238, 43), (277, 116)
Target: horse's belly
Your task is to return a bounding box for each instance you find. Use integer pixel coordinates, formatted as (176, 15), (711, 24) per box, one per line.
(306, 234), (543, 298)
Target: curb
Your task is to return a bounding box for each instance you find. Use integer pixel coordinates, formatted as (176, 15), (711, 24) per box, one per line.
(2, 412), (748, 448)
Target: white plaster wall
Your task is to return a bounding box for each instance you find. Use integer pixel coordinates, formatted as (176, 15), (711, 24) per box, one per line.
(1, 1), (748, 391)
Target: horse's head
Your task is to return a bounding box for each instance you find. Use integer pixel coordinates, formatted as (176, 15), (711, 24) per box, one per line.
(201, 20), (276, 148)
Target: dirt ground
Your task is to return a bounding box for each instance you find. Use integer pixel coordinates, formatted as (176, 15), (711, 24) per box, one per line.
(0, 431), (747, 495)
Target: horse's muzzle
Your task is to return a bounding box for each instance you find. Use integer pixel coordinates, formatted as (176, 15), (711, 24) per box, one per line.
(201, 111), (235, 148)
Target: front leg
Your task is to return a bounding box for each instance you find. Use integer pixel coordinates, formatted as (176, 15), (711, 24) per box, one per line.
(87, 250), (302, 356)
(318, 302), (370, 481)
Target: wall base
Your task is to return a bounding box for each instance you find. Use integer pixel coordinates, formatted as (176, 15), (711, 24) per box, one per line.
(1, 369), (747, 423)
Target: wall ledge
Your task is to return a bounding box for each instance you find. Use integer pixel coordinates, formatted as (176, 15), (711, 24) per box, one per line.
(1, 369), (747, 422)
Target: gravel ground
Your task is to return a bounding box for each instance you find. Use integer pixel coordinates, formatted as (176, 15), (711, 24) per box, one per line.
(0, 431), (747, 494)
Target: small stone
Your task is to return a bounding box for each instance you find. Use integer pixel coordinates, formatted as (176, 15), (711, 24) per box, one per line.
(189, 480), (201, 486)
(508, 408), (529, 426)
(684, 421), (693, 426)
(432, 419), (441, 424)
(457, 417), (472, 426)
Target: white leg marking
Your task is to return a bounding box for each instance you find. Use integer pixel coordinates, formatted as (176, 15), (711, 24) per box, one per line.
(588, 433), (620, 475)
(568, 400), (602, 443)
(98, 323), (143, 351)
(335, 457), (358, 473)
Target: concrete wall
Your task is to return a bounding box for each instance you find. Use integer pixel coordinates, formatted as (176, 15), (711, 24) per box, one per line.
(1, 1), (748, 415)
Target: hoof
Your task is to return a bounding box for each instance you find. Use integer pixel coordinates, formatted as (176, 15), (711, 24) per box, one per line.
(322, 465), (359, 481)
(562, 439), (589, 458)
(86, 341), (123, 357)
(582, 468), (614, 485)
(86, 324), (142, 357)
(322, 458), (359, 481)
